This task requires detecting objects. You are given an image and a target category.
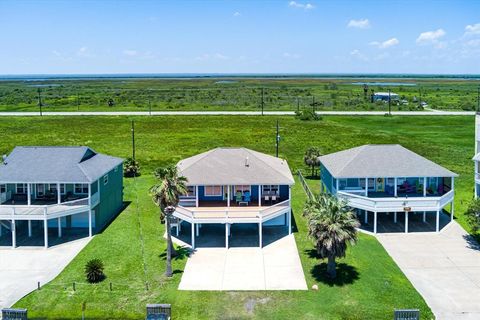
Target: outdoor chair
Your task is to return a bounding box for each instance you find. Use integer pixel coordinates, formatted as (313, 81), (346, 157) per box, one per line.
(394, 309), (419, 320)
(235, 191), (243, 204)
(264, 195), (270, 205)
(146, 304), (171, 320)
(1, 308), (28, 320)
(243, 191), (251, 204)
(271, 194), (277, 203)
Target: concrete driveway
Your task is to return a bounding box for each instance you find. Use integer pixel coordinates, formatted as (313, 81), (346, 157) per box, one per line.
(377, 222), (480, 320)
(178, 234), (307, 290)
(0, 238), (91, 309)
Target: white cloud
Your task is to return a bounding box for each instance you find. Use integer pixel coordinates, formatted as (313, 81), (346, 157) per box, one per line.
(233, 11), (241, 17)
(347, 19), (370, 29)
(416, 29), (446, 44)
(283, 52), (301, 59)
(76, 46), (95, 58)
(350, 49), (368, 61)
(288, 1), (315, 10)
(52, 50), (62, 57)
(466, 39), (480, 47)
(123, 49), (138, 57)
(464, 23), (480, 36)
(370, 37), (399, 49)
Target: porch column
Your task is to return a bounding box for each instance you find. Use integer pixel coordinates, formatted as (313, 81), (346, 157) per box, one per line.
(423, 211), (426, 223)
(423, 177), (427, 196)
(191, 223), (195, 249)
(196, 224), (199, 237)
(258, 185), (261, 207)
(436, 210), (440, 232)
(27, 183), (31, 205)
(88, 209), (92, 237)
(288, 210), (292, 234)
(394, 178), (397, 197)
(405, 211), (409, 233)
(11, 220), (16, 248)
(450, 202), (454, 222)
(258, 222), (262, 248)
(394, 212), (397, 223)
(336, 179), (339, 193)
(225, 223), (229, 249)
(195, 186), (199, 207)
(28, 220), (32, 237)
(57, 183), (61, 204)
(57, 217), (62, 238)
(365, 179), (368, 197)
(289, 185), (291, 202)
(373, 211), (377, 234)
(227, 185), (230, 207)
(44, 218), (48, 248)
(364, 211), (368, 224)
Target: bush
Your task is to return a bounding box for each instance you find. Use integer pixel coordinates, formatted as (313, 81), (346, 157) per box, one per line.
(295, 110), (322, 121)
(123, 157), (140, 177)
(85, 258), (105, 283)
(466, 198), (480, 233)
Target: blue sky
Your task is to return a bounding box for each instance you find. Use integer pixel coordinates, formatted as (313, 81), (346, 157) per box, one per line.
(1, 0), (479, 74)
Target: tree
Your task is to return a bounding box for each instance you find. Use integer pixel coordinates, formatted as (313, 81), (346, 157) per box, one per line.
(123, 157), (140, 177)
(303, 193), (359, 278)
(304, 147), (322, 177)
(149, 165), (188, 277)
(466, 198), (480, 233)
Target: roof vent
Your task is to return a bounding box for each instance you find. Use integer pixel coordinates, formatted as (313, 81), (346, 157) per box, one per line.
(2, 154), (7, 165)
(245, 156), (249, 167)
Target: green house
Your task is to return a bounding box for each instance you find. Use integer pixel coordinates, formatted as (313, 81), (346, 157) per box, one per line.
(0, 146), (124, 248)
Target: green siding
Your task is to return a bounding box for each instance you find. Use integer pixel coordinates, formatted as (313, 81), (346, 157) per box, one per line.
(93, 164), (123, 232)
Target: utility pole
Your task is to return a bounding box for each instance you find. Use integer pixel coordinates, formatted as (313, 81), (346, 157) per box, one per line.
(419, 87), (422, 108)
(296, 97), (300, 112)
(37, 88), (43, 116)
(275, 120), (280, 158)
(148, 99), (152, 116)
(131, 120), (136, 161)
(388, 89), (392, 116)
(76, 90), (80, 111)
(312, 95), (315, 112)
(261, 88), (265, 116)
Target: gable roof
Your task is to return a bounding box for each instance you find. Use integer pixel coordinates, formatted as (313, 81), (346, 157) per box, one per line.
(319, 144), (457, 178)
(177, 148), (295, 185)
(0, 146), (123, 183)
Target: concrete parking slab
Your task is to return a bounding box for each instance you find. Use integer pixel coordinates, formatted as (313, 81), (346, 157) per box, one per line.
(178, 234), (307, 290)
(377, 222), (480, 320)
(0, 237), (91, 310)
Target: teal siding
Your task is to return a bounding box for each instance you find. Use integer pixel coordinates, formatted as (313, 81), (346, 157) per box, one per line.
(320, 165), (335, 194)
(93, 164), (123, 232)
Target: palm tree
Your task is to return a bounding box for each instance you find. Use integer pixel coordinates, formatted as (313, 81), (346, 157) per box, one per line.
(149, 165), (187, 277)
(304, 147), (322, 177)
(303, 193), (359, 278)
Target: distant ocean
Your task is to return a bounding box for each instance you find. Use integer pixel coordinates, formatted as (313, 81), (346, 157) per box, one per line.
(0, 73), (479, 81)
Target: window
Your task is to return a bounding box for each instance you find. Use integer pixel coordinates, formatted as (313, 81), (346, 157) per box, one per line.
(234, 185), (251, 193)
(0, 184), (5, 193)
(16, 183), (27, 194)
(186, 186), (196, 197)
(74, 183), (89, 194)
(204, 185), (222, 196)
(262, 185), (279, 194)
(103, 174), (109, 185)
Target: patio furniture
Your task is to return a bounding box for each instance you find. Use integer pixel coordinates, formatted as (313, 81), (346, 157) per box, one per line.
(1, 308), (28, 320)
(264, 195), (270, 205)
(170, 216), (181, 237)
(146, 304), (171, 320)
(394, 309), (419, 320)
(235, 191), (242, 204)
(243, 191), (251, 203)
(271, 194), (277, 203)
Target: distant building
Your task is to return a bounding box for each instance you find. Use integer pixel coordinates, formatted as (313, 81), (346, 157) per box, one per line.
(372, 92), (400, 102)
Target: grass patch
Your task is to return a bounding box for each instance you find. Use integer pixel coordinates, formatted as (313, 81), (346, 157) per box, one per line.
(3, 114), (469, 319)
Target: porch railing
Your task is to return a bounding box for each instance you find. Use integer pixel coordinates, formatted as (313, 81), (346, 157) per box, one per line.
(0, 197), (90, 218)
(174, 199), (290, 222)
(337, 189), (454, 212)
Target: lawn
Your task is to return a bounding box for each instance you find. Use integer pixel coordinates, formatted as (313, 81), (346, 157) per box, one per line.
(2, 114), (474, 319)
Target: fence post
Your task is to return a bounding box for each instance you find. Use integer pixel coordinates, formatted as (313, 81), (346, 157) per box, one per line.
(73, 282), (76, 291)
(110, 282), (112, 291)
(37, 281), (40, 290)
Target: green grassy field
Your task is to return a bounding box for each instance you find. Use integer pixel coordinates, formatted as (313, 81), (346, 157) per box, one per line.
(1, 77), (479, 112)
(3, 114), (475, 319)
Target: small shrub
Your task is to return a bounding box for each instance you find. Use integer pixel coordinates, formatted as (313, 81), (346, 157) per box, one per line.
(85, 258), (105, 283)
(123, 157), (141, 177)
(466, 198), (480, 233)
(295, 110), (322, 121)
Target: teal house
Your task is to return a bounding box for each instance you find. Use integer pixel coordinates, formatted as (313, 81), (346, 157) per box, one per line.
(319, 145), (457, 233)
(0, 146), (123, 248)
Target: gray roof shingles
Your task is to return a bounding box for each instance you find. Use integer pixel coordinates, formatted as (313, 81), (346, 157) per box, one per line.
(319, 144), (458, 178)
(0, 146), (123, 183)
(177, 147), (295, 185)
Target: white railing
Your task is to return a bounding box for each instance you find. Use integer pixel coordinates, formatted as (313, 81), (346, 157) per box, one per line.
(0, 197), (90, 218)
(174, 199), (290, 222)
(337, 190), (454, 212)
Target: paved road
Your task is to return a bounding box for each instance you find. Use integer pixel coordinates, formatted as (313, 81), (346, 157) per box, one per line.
(377, 222), (480, 320)
(0, 110), (475, 116)
(0, 238), (91, 310)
